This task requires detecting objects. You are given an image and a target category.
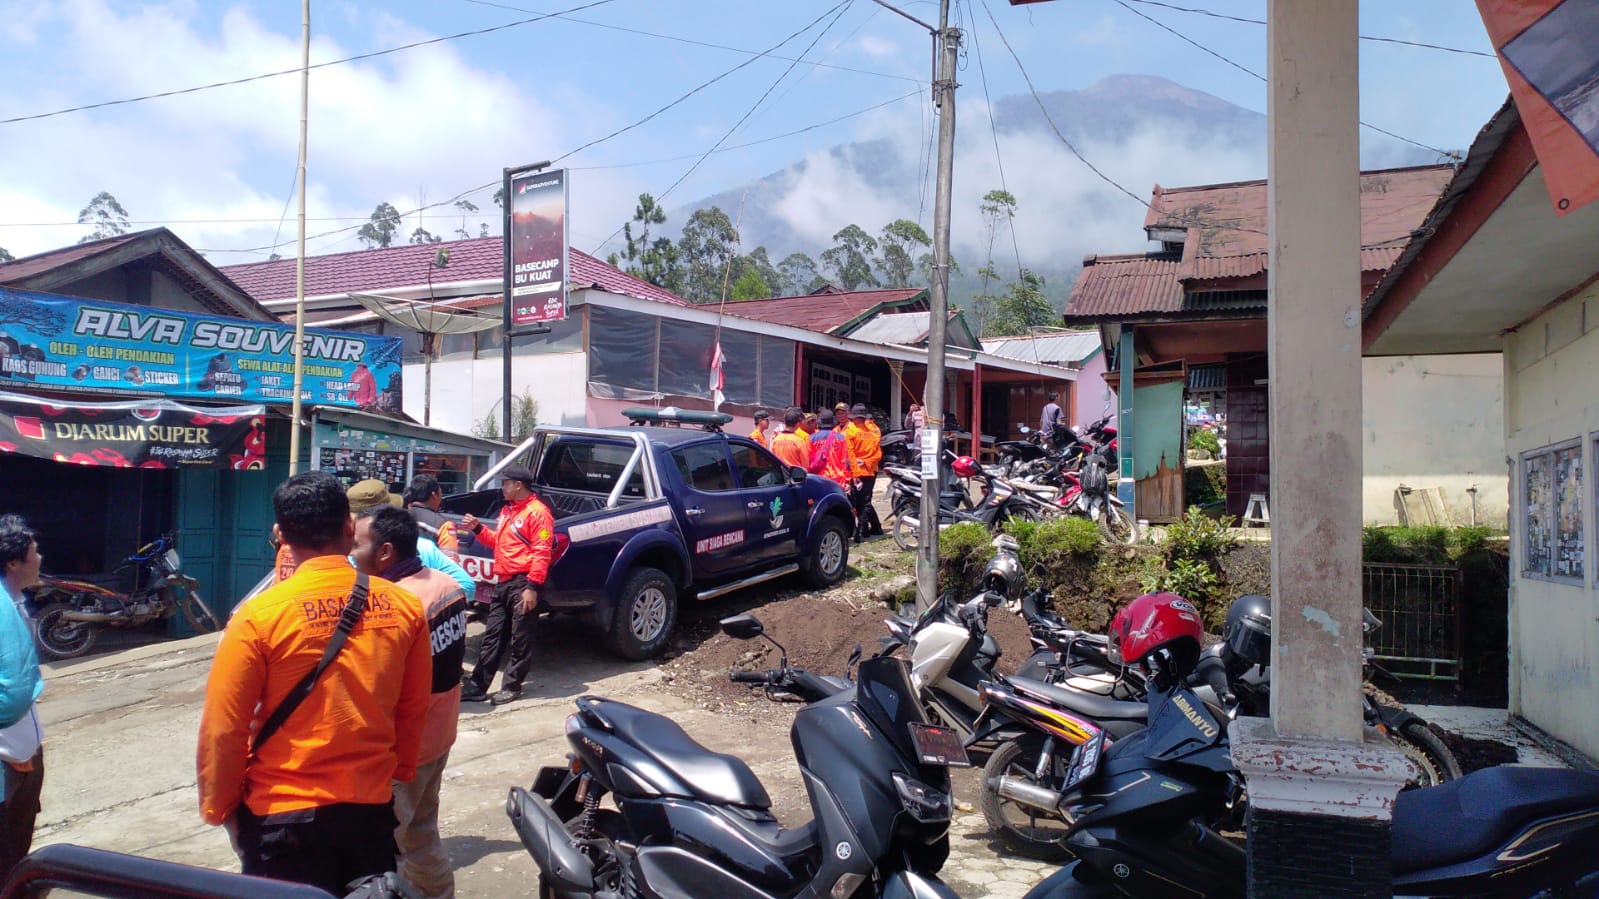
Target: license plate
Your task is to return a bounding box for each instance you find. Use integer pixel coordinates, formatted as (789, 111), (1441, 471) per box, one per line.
(907, 723), (972, 767)
(1064, 730), (1106, 790)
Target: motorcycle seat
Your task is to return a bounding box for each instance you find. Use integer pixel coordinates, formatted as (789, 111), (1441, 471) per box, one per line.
(1391, 766), (1599, 874)
(592, 701), (772, 809)
(1009, 676), (1148, 723)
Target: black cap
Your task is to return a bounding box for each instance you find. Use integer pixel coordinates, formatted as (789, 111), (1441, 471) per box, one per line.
(818, 410), (837, 428)
(753, 410), (770, 421)
(500, 465), (536, 488)
(850, 403), (869, 418)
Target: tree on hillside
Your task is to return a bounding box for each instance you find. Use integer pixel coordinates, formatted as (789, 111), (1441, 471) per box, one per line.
(975, 189), (1018, 335)
(77, 191), (130, 244)
(987, 269), (1053, 336)
(777, 252), (823, 295)
(454, 199), (480, 240)
(612, 193), (682, 294)
(358, 202), (402, 249)
(409, 227), (443, 245)
(0, 248), (13, 263)
(677, 206), (740, 303)
(821, 224), (880, 291)
(731, 268), (770, 301)
(875, 219), (931, 288)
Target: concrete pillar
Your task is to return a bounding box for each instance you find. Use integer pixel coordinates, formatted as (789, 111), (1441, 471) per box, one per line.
(1231, 3), (1410, 896)
(1116, 327), (1136, 515)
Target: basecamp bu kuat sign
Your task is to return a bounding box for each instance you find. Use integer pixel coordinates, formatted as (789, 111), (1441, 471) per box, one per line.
(1477, 0), (1599, 215)
(505, 166), (570, 325)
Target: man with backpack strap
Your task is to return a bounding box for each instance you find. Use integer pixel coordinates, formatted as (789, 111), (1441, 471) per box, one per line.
(197, 471), (431, 895)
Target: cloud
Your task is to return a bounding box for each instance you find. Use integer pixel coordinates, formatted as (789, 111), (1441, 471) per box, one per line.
(0, 0), (648, 264)
(1073, 14), (1125, 48)
(857, 35), (898, 60)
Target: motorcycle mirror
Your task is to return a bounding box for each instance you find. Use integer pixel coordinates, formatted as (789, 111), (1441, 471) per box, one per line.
(846, 643), (862, 679)
(719, 614), (765, 640)
(982, 590), (1006, 608)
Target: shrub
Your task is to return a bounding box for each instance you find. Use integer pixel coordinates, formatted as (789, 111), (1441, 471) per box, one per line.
(1188, 428), (1221, 456)
(937, 522), (996, 594)
(1141, 557), (1220, 603)
(1361, 525), (1498, 564)
(1163, 507), (1238, 565)
(1022, 516), (1104, 564)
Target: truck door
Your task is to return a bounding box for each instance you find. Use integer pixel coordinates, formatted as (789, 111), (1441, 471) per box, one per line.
(728, 441), (803, 565)
(667, 441), (751, 580)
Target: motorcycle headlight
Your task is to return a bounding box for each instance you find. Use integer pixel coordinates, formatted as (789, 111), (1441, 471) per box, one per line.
(892, 771), (951, 823)
(162, 548), (182, 571)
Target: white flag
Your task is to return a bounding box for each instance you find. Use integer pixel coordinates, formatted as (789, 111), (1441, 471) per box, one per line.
(709, 341), (726, 411)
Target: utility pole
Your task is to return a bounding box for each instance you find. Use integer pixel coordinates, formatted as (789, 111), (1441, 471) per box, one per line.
(287, 0), (310, 475)
(917, 0), (959, 611)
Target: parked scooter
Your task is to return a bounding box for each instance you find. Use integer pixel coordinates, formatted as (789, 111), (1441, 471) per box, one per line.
(1021, 595), (1599, 899)
(891, 456), (1045, 551)
(507, 614), (967, 899)
(25, 535), (219, 660)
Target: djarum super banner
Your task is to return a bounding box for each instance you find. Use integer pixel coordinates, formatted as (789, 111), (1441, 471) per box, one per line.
(0, 287), (403, 409)
(0, 391), (267, 470)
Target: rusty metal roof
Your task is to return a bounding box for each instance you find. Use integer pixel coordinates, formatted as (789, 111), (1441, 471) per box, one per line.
(1067, 254), (1185, 318)
(723, 287), (928, 334)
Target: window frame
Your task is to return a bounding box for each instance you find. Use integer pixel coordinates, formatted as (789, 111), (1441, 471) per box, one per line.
(669, 442), (738, 493)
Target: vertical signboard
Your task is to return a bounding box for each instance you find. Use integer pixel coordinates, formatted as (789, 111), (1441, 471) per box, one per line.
(504, 167), (570, 325)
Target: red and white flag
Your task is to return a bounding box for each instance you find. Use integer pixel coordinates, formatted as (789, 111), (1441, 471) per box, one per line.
(709, 341), (726, 410)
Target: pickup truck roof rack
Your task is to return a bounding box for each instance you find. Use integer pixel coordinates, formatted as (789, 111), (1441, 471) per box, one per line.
(623, 407), (733, 431)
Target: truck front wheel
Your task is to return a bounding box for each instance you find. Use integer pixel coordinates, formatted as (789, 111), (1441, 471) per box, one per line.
(607, 567), (678, 660)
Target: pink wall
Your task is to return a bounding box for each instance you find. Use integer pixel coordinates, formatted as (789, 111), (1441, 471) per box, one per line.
(1072, 350), (1116, 431)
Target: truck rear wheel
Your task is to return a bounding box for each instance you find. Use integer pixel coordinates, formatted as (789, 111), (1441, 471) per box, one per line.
(606, 567), (677, 660)
(803, 517), (850, 588)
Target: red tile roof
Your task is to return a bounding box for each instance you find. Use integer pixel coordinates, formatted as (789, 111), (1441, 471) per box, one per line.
(723, 287), (928, 334)
(1070, 165), (1454, 320)
(220, 236), (690, 307)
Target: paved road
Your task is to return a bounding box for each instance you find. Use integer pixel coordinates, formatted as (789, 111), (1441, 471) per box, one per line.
(31, 613), (1058, 898)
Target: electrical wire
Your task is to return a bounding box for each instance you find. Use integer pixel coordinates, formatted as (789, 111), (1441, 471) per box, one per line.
(0, 0), (622, 127)
(1106, 0), (1460, 161)
(459, 0), (919, 83)
(1120, 0), (1497, 59)
(589, 0), (855, 258)
(966, 5), (1025, 282)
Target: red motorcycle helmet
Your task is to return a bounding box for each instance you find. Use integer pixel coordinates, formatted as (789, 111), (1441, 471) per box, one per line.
(1109, 592), (1203, 673)
(951, 455), (980, 478)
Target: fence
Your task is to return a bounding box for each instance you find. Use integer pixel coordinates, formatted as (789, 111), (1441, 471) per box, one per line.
(1361, 562), (1463, 682)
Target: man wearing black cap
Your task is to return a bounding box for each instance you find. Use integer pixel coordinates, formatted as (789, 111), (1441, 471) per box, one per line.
(459, 466), (553, 705)
(748, 410), (771, 448)
(845, 404), (884, 539)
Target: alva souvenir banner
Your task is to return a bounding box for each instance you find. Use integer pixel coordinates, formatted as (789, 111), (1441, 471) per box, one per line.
(1477, 0), (1599, 215)
(505, 167), (570, 325)
(0, 287), (403, 409)
(0, 391), (267, 470)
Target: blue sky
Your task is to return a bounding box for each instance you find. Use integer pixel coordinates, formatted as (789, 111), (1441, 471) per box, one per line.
(0, 1), (1509, 268)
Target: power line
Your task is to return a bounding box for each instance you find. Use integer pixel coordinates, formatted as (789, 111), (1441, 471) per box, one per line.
(460, 0), (920, 84)
(1105, 0), (1460, 160)
(203, 2), (856, 257)
(589, 0), (855, 257)
(965, 3), (1026, 281)
(1121, 0), (1497, 59)
(0, 0), (622, 127)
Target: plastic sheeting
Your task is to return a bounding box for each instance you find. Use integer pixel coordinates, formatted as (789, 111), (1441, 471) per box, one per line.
(587, 304), (797, 407)
(589, 305), (658, 393)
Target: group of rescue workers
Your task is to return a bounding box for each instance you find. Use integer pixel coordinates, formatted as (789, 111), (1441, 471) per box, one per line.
(750, 401), (886, 540)
(0, 402), (895, 897)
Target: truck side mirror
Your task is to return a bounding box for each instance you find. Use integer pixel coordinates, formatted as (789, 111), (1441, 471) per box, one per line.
(789, 465), (808, 483)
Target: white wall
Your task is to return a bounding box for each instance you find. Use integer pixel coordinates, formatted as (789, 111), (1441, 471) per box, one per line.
(1361, 354), (1507, 527)
(1503, 282), (1599, 760)
(400, 350), (587, 437)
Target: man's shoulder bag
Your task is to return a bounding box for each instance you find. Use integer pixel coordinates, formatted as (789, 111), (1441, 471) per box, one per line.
(252, 571), (370, 754)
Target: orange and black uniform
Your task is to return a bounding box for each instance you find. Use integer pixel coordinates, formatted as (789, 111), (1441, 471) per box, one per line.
(197, 556), (431, 892)
(845, 419), (884, 536)
(465, 495), (555, 695)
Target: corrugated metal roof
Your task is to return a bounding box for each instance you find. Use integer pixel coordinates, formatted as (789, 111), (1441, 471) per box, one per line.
(1066, 255), (1185, 318)
(723, 287), (927, 334)
(0, 232), (144, 284)
(1188, 364), (1227, 390)
(220, 236), (691, 307)
(981, 330), (1102, 365)
(848, 310), (933, 344)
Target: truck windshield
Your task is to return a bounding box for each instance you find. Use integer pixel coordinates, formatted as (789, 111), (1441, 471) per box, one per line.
(537, 439), (646, 498)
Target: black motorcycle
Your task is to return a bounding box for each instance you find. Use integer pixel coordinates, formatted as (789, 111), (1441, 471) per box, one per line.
(507, 614), (967, 899)
(1022, 652), (1599, 898)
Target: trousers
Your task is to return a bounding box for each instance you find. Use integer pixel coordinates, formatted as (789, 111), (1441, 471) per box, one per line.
(469, 574), (537, 692)
(851, 474), (882, 535)
(393, 752), (453, 899)
(235, 801), (397, 895)
(0, 748), (44, 884)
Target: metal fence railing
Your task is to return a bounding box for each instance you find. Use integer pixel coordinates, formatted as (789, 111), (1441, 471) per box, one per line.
(1362, 562), (1462, 682)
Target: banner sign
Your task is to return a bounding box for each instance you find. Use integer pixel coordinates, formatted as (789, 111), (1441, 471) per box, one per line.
(1477, 0), (1599, 215)
(0, 391), (266, 470)
(0, 287), (403, 409)
(504, 167), (570, 325)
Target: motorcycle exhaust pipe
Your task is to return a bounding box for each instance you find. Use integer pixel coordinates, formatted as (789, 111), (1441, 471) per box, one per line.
(61, 611), (120, 623)
(992, 775), (1062, 815)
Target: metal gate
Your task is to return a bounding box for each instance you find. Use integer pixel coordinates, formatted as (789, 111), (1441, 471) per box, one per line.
(1361, 562), (1462, 682)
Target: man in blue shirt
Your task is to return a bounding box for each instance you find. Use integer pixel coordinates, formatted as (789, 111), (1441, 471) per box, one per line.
(1040, 392), (1064, 441)
(0, 515), (45, 882)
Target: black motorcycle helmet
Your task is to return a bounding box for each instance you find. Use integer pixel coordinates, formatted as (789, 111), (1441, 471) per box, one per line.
(980, 535), (1023, 602)
(1222, 594), (1272, 667)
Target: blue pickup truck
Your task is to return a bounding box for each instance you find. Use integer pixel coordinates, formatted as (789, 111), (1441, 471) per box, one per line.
(439, 414), (855, 659)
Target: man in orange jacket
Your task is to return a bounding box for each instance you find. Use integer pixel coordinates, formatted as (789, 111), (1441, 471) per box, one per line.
(197, 471), (431, 894)
(459, 465), (554, 705)
(748, 410), (771, 447)
(770, 408), (811, 470)
(845, 404), (884, 539)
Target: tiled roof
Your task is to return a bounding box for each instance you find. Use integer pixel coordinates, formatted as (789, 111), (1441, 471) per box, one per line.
(981, 331), (1103, 365)
(220, 236), (690, 307)
(1070, 165), (1453, 321)
(0, 233), (144, 285)
(724, 287), (927, 334)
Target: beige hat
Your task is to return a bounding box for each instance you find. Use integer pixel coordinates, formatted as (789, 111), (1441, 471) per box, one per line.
(347, 478), (402, 514)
